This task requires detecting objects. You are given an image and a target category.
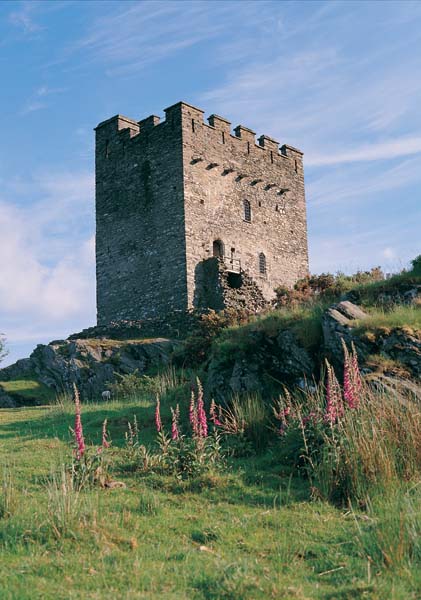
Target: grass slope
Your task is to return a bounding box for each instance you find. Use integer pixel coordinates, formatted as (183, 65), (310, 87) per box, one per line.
(0, 374), (56, 405)
(0, 396), (418, 599)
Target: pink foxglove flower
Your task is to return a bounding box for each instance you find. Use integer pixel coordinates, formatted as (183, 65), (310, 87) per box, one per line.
(155, 395), (162, 433)
(196, 378), (208, 437)
(189, 390), (199, 436)
(324, 361), (344, 423)
(342, 340), (362, 409)
(102, 418), (110, 448)
(209, 399), (222, 426)
(73, 384), (85, 459)
(171, 404), (180, 440)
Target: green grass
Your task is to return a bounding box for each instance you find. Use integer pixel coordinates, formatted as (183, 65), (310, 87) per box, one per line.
(354, 305), (421, 334)
(0, 394), (419, 599)
(0, 375), (56, 405)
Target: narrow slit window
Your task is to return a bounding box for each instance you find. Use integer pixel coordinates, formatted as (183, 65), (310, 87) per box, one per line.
(105, 140), (110, 158)
(258, 252), (267, 275)
(192, 118), (195, 132)
(222, 131), (225, 144)
(243, 199), (251, 222)
(270, 151), (274, 164)
(294, 159), (298, 173)
(247, 141), (250, 154)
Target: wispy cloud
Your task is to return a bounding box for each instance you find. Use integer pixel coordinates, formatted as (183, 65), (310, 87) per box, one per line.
(20, 84), (66, 115)
(55, 0), (240, 76)
(307, 155), (421, 207)
(8, 1), (43, 34)
(307, 136), (421, 167)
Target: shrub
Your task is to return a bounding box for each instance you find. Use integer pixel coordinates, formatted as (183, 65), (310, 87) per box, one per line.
(410, 254), (421, 275)
(173, 308), (251, 367)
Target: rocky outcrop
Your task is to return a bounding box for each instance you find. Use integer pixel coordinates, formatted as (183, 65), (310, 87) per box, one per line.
(322, 301), (370, 364)
(322, 300), (420, 380)
(0, 338), (177, 400)
(206, 328), (314, 401)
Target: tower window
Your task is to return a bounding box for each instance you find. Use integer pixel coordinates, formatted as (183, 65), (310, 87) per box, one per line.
(247, 141), (250, 154)
(192, 118), (195, 132)
(270, 151), (274, 164)
(258, 252), (267, 275)
(243, 199), (251, 222)
(213, 239), (224, 258)
(105, 140), (110, 158)
(222, 131), (225, 144)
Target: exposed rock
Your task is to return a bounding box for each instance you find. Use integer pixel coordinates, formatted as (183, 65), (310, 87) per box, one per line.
(0, 338), (178, 401)
(0, 387), (16, 408)
(206, 328), (314, 401)
(322, 301), (370, 366)
(322, 300), (420, 379)
(375, 329), (421, 380)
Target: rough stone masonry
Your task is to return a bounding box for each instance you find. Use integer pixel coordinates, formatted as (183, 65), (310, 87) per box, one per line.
(95, 101), (309, 324)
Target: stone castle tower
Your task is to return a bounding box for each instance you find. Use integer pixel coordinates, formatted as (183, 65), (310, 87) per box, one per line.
(95, 101), (309, 325)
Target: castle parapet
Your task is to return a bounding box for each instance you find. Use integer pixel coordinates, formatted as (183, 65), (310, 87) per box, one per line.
(95, 114), (140, 137)
(258, 135), (279, 153)
(208, 114), (231, 133)
(234, 125), (256, 145)
(139, 115), (160, 131)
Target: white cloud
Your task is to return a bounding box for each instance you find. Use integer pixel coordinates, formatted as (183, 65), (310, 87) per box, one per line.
(306, 136), (421, 167)
(0, 171), (96, 345)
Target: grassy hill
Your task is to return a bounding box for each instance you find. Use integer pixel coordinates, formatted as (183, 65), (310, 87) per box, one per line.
(0, 381), (420, 599)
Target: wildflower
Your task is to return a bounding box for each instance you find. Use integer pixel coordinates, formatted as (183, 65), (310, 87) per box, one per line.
(324, 361), (344, 423)
(73, 384), (85, 459)
(102, 418), (110, 448)
(189, 390), (199, 436)
(209, 399), (222, 426)
(171, 404), (180, 440)
(155, 395), (162, 432)
(342, 340), (361, 409)
(196, 378), (208, 437)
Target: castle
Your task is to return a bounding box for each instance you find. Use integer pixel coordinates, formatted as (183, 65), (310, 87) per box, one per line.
(95, 101), (309, 325)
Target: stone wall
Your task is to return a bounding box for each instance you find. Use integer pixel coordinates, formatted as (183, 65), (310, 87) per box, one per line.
(95, 110), (187, 324)
(95, 102), (309, 324)
(179, 103), (309, 308)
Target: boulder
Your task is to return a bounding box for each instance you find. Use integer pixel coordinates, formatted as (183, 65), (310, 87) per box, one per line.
(322, 301), (370, 365)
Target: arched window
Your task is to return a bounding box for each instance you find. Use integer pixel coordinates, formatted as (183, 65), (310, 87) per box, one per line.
(243, 199), (251, 222)
(258, 252), (267, 275)
(213, 239), (224, 258)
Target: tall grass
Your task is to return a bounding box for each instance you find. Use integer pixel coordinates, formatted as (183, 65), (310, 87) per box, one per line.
(222, 393), (270, 451)
(353, 484), (421, 574)
(284, 378), (421, 503)
(354, 304), (421, 332)
(45, 466), (100, 539)
(0, 466), (18, 519)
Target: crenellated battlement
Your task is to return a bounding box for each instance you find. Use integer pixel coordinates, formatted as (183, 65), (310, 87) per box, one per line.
(95, 101), (303, 164)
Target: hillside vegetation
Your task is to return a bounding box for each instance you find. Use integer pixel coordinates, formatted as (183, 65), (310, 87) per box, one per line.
(0, 258), (420, 599)
(0, 371), (420, 599)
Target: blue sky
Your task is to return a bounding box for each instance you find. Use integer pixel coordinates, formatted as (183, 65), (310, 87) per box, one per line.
(1, 0), (420, 366)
